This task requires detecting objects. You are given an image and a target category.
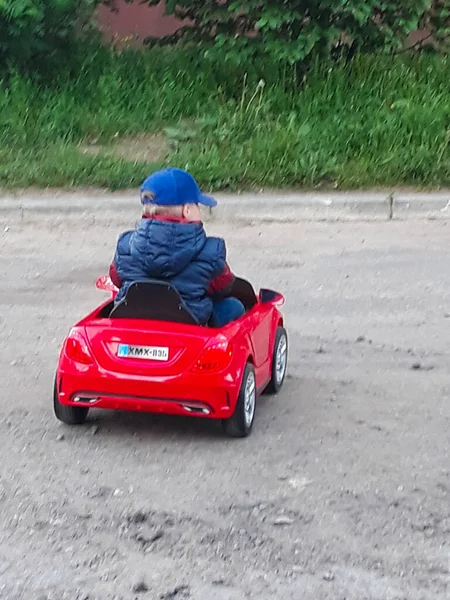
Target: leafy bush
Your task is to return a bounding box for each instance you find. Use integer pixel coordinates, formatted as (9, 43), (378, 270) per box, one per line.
(142, 1), (448, 68)
(0, 0), (100, 75)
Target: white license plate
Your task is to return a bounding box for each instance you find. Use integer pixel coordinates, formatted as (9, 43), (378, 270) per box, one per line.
(117, 344), (169, 361)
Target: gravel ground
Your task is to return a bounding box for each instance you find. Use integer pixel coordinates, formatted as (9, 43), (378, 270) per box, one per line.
(0, 212), (449, 600)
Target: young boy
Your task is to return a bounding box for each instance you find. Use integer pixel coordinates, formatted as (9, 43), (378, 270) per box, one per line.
(109, 168), (245, 328)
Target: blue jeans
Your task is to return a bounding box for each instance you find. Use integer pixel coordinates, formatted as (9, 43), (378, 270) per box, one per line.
(211, 297), (245, 327)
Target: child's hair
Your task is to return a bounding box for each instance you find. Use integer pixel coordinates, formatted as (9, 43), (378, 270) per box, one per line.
(142, 203), (183, 218)
(141, 190), (183, 218)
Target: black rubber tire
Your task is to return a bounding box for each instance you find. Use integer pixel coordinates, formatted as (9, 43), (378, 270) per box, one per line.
(265, 326), (288, 395)
(222, 363), (256, 438)
(53, 379), (89, 425)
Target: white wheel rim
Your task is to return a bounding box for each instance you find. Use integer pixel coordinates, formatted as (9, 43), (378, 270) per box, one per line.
(244, 370), (256, 428)
(275, 334), (288, 384)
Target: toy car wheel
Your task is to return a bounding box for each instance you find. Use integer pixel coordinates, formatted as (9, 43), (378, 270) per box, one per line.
(222, 363), (256, 438)
(53, 379), (89, 425)
(265, 326), (288, 395)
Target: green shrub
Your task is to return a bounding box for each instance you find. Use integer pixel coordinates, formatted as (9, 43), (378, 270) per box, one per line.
(0, 0), (100, 75)
(142, 1), (448, 68)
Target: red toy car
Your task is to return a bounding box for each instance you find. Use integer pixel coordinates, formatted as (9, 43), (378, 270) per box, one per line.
(53, 276), (288, 437)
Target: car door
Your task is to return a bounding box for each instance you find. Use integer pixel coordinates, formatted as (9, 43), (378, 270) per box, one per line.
(248, 305), (273, 386)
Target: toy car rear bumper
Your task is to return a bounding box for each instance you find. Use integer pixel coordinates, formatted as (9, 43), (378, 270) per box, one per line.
(56, 369), (239, 419)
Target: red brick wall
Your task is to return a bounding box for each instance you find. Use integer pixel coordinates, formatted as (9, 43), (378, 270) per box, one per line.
(96, 1), (183, 43)
(96, 1), (430, 48)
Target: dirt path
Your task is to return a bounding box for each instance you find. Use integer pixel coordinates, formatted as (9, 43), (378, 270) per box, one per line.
(0, 215), (449, 600)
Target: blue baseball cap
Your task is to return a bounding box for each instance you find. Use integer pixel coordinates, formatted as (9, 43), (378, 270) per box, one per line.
(140, 168), (217, 207)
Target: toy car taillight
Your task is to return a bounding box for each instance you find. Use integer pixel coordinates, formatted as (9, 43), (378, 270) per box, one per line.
(65, 330), (94, 365)
(192, 342), (233, 373)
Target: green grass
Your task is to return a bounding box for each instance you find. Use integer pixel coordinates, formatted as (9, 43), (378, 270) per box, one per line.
(0, 48), (449, 190)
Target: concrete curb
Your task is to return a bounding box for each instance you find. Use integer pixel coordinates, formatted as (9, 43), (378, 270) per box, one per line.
(1, 190), (450, 222)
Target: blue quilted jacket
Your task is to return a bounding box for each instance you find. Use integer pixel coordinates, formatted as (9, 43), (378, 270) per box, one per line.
(113, 218), (227, 324)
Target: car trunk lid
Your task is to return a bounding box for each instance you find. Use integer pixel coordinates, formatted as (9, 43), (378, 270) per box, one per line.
(84, 319), (210, 376)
